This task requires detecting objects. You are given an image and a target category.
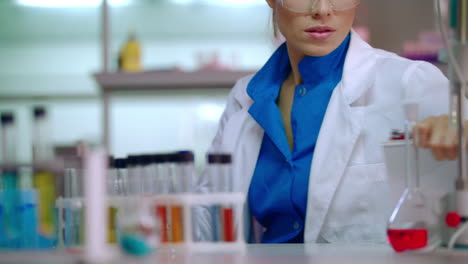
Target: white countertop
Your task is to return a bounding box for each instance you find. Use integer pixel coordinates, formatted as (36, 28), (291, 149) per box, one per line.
(0, 244), (467, 264)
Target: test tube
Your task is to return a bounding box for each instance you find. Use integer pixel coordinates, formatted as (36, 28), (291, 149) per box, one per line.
(63, 167), (83, 248)
(207, 153), (222, 242)
(17, 165), (38, 249)
(127, 155), (141, 196)
(140, 155), (154, 196)
(151, 154), (168, 243)
(114, 158), (128, 196)
(208, 153), (235, 242)
(107, 156), (116, 196)
(168, 151), (195, 243)
(0, 112), (20, 248)
(32, 107), (58, 247)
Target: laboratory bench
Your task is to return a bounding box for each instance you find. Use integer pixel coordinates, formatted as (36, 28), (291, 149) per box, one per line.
(1, 244), (467, 264)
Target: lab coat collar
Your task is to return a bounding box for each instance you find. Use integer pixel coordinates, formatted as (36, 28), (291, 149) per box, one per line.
(234, 29), (375, 108)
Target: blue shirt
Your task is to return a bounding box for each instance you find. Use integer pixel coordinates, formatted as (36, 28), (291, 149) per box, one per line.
(247, 34), (351, 243)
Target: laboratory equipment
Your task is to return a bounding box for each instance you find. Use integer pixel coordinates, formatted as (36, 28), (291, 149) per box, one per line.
(278, 0), (360, 13)
(114, 158), (128, 196)
(107, 156), (117, 196)
(0, 112), (21, 248)
(59, 167), (84, 249)
(32, 107), (58, 247)
(152, 154), (170, 243)
(140, 154), (154, 195)
(435, 0), (468, 248)
(127, 155), (143, 195)
(207, 153), (235, 242)
(168, 151), (195, 243)
(387, 103), (439, 252)
(83, 146), (111, 262)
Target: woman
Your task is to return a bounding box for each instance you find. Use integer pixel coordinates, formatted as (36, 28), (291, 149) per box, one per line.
(196, 0), (455, 243)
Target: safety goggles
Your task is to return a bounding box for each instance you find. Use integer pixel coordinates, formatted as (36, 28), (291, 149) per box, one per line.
(278, 0), (360, 13)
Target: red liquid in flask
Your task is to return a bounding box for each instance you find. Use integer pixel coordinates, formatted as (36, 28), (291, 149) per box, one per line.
(387, 229), (428, 252)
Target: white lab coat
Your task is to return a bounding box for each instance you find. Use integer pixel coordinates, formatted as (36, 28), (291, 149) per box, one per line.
(196, 30), (449, 243)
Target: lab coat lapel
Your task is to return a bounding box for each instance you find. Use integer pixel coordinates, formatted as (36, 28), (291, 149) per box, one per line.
(225, 86), (264, 194)
(304, 30), (375, 242)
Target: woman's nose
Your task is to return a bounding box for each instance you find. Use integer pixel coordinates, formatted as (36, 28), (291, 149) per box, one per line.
(311, 0), (332, 18)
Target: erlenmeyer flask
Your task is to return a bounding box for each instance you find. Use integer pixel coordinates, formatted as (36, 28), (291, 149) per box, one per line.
(387, 103), (439, 252)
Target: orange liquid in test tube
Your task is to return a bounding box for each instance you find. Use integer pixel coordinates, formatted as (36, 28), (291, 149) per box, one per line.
(222, 208), (235, 242)
(156, 206), (168, 243)
(171, 206), (184, 242)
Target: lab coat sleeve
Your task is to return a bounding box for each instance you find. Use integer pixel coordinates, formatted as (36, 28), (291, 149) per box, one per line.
(193, 77), (246, 241)
(402, 61), (450, 120)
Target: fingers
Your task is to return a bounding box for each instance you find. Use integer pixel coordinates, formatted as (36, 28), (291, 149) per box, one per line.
(427, 115), (449, 161)
(415, 115), (468, 161)
(414, 117), (434, 148)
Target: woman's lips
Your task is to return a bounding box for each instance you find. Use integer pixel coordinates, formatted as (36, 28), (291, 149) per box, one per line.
(305, 26), (335, 40)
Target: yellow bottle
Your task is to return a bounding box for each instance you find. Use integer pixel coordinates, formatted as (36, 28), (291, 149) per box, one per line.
(120, 32), (142, 72)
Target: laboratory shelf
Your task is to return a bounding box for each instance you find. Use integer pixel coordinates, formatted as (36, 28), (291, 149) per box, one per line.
(94, 70), (255, 92)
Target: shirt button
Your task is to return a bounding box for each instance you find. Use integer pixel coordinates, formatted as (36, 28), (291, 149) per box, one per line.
(298, 86), (307, 96)
(293, 222), (300, 230)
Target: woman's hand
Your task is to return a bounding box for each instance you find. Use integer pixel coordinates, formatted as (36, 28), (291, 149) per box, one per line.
(414, 115), (468, 161)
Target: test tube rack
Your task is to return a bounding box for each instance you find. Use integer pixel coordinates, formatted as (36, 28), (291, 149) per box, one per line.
(149, 192), (246, 253)
(56, 192), (246, 254)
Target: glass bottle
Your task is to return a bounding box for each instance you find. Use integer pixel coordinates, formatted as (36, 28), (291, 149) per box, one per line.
(387, 103), (439, 252)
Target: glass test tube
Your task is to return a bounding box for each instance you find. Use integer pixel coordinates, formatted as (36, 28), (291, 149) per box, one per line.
(169, 151), (195, 243)
(114, 158), (128, 196)
(63, 167), (84, 248)
(127, 155), (141, 196)
(152, 154), (169, 243)
(32, 107), (58, 247)
(0, 112), (20, 248)
(140, 155), (154, 196)
(17, 166), (38, 249)
(105, 156), (117, 244)
(208, 153), (235, 242)
(107, 156), (116, 196)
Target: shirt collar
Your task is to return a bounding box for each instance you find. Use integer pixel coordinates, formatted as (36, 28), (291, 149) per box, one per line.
(247, 32), (351, 100)
(299, 33), (350, 86)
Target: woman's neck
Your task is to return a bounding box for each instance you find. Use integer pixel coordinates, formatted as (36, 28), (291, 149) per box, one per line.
(286, 44), (305, 86)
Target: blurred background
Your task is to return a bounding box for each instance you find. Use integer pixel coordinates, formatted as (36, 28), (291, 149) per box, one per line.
(0, 0), (447, 169)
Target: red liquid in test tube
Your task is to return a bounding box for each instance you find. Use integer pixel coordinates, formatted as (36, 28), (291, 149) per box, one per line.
(222, 208), (235, 242)
(387, 229), (428, 252)
(156, 206), (168, 243)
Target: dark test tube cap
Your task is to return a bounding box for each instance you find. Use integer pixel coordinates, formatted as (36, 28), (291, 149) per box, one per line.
(168, 151), (194, 163)
(177, 151), (194, 162)
(33, 106), (46, 118)
(207, 153), (232, 164)
(127, 155), (140, 166)
(151, 154), (167, 164)
(114, 158), (127, 169)
(1, 112), (14, 124)
(140, 154), (152, 166)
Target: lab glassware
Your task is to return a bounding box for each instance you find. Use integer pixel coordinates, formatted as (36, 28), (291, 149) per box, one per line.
(207, 153), (235, 242)
(0, 112), (20, 248)
(32, 107), (58, 247)
(387, 103), (439, 252)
